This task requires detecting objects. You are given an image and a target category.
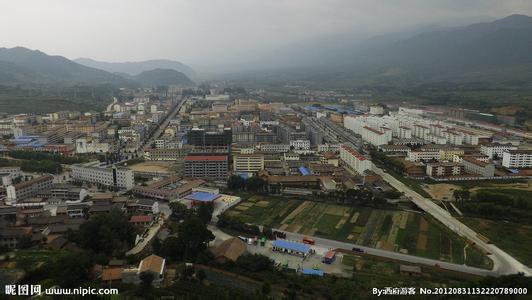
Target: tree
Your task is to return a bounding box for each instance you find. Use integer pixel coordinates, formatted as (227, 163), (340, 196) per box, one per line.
(235, 254), (273, 272)
(139, 271), (154, 288)
(262, 282), (271, 295)
(49, 252), (92, 288)
(177, 216), (215, 260)
(169, 202), (191, 221)
(246, 177), (266, 193)
(197, 202), (214, 224)
(227, 175), (245, 191)
(73, 209), (135, 256)
(196, 269), (206, 282)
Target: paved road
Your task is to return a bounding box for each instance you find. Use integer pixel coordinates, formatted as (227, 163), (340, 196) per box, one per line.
(144, 97), (187, 147)
(126, 217), (163, 256)
(273, 228), (497, 277)
(372, 166), (532, 276)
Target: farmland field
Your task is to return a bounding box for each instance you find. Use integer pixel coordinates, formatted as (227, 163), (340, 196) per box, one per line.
(224, 196), (492, 268)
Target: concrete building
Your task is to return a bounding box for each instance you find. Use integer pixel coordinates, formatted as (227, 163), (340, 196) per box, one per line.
(369, 105), (385, 115)
(233, 154), (265, 176)
(144, 148), (188, 161)
(502, 150), (532, 169)
(407, 150), (440, 162)
(339, 144), (371, 175)
(0, 167), (23, 187)
(71, 165), (134, 189)
(259, 144), (290, 153)
(6, 175), (54, 203)
(184, 155), (228, 180)
(289, 139), (311, 151)
(439, 148), (464, 161)
(480, 143), (518, 159)
(462, 157), (495, 177)
(187, 128), (232, 147)
(426, 163), (465, 177)
(398, 126), (412, 139)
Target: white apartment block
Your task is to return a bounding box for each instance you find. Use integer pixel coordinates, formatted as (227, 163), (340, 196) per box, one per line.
(462, 157), (495, 177)
(6, 175), (54, 203)
(407, 150), (440, 162)
(71, 165), (134, 189)
(339, 144), (371, 175)
(0, 167), (23, 187)
(480, 143), (518, 159)
(398, 126), (412, 139)
(289, 139), (311, 150)
(317, 144), (340, 153)
(75, 138), (110, 154)
(502, 150), (532, 169)
(260, 144), (290, 153)
(369, 105), (384, 115)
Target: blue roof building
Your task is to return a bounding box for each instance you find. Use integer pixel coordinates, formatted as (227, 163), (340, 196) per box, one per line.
(302, 269), (324, 277)
(185, 191), (220, 202)
(272, 240), (310, 256)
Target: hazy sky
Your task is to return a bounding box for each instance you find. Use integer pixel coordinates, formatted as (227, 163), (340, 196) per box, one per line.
(1, 0), (532, 65)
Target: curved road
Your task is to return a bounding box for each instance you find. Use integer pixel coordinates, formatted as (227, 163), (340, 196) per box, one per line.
(372, 166), (531, 276)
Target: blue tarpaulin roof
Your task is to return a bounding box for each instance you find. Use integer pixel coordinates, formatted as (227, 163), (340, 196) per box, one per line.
(302, 269), (324, 276)
(299, 166), (310, 176)
(185, 191), (220, 202)
(272, 240), (310, 253)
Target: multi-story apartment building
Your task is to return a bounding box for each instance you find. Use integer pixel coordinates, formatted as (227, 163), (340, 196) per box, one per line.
(184, 155), (228, 180)
(502, 150), (532, 169)
(144, 148), (189, 161)
(361, 126), (389, 146)
(480, 143), (518, 159)
(462, 157), (495, 177)
(398, 126), (412, 139)
(6, 175), (54, 203)
(406, 150), (440, 162)
(71, 165), (134, 189)
(48, 184), (88, 202)
(426, 163), (464, 177)
(0, 167), (23, 187)
(289, 139), (311, 151)
(339, 144), (371, 175)
(259, 144), (291, 153)
(439, 148), (465, 161)
(233, 154), (265, 175)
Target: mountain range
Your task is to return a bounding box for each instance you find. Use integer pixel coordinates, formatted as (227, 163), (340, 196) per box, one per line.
(1, 15), (532, 89)
(230, 14), (532, 86)
(74, 58), (195, 77)
(0, 47), (195, 87)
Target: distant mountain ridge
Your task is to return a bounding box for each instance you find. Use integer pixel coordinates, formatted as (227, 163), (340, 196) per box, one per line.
(0, 47), (195, 87)
(74, 57), (195, 77)
(236, 14), (532, 86)
(133, 68), (195, 86)
(0, 47), (133, 86)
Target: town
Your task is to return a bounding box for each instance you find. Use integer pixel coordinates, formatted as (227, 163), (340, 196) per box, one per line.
(0, 82), (531, 297)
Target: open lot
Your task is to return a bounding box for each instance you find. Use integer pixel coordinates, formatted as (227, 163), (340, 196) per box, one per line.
(127, 161), (173, 173)
(225, 196), (491, 268)
(424, 183), (460, 200)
